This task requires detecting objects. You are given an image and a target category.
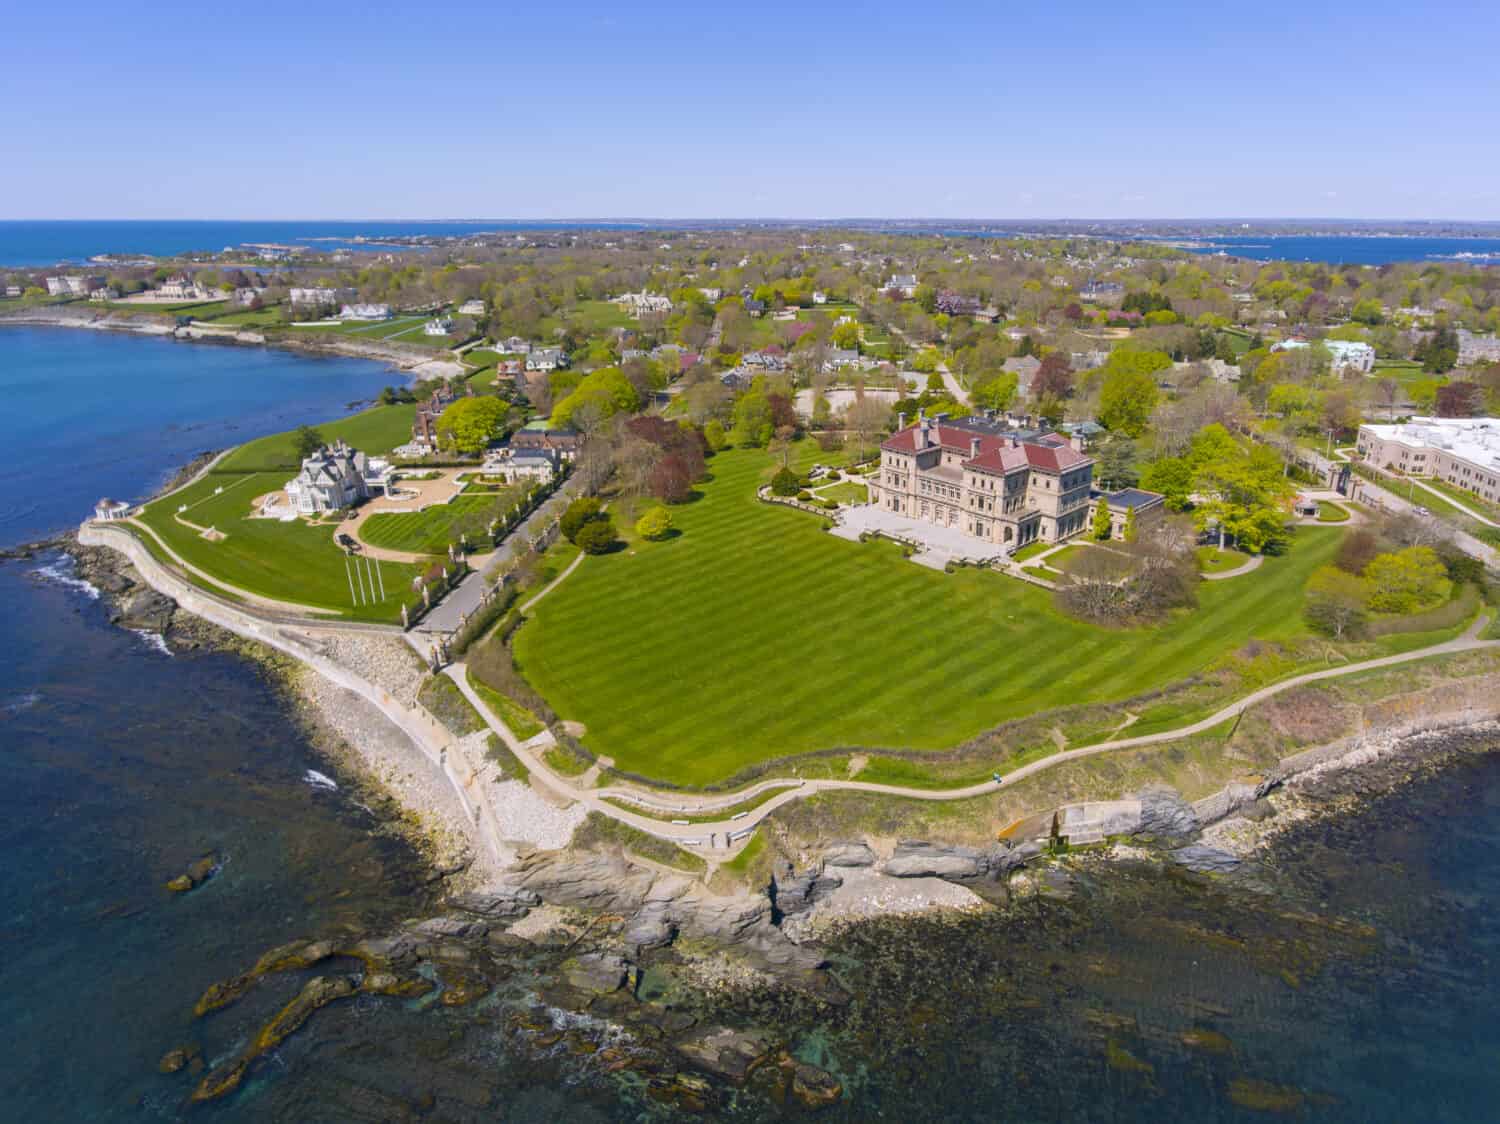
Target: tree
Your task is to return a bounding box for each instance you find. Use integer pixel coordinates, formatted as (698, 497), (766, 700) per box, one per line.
(770, 467), (800, 496)
(703, 419), (727, 451)
(574, 517), (617, 555)
(970, 370), (1019, 412)
(1373, 376), (1402, 419)
(293, 425), (325, 461)
(1095, 437), (1140, 491)
(1304, 565), (1370, 639)
(730, 389), (774, 447)
(1092, 499), (1113, 540)
(1098, 364), (1161, 438)
(1435, 381), (1484, 417)
(560, 496), (604, 543)
(1350, 298), (1385, 326)
(1139, 456), (1191, 510)
(1192, 441), (1295, 552)
(437, 396), (507, 453)
(636, 506), (673, 541)
(1122, 505), (1138, 543)
(551, 367), (639, 430)
(651, 453), (694, 503)
(1033, 353), (1074, 402)
(1364, 546), (1448, 613)
(831, 320), (861, 350)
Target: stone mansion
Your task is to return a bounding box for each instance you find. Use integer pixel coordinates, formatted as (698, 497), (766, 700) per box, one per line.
(868, 414), (1096, 549)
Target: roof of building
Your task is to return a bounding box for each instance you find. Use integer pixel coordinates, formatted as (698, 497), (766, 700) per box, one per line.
(1361, 416), (1500, 469)
(1104, 487), (1164, 510)
(882, 417), (1092, 474)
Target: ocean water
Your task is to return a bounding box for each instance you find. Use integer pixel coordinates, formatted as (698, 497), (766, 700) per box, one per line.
(1181, 233), (1500, 266)
(0, 326), (399, 544)
(0, 220), (648, 267)
(2, 326), (1500, 1119)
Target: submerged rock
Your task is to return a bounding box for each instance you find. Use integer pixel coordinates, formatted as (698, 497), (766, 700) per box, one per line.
(787, 1058), (843, 1108)
(674, 1026), (774, 1084)
(564, 952), (628, 994)
(165, 852), (219, 894)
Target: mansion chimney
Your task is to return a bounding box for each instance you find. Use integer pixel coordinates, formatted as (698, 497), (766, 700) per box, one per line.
(970, 437), (981, 458)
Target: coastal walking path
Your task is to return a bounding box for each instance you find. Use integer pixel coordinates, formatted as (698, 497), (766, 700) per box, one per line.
(444, 610), (1500, 856)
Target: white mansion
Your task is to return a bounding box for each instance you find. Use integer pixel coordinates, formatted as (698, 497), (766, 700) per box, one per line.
(284, 441), (391, 515)
(868, 414), (1096, 549)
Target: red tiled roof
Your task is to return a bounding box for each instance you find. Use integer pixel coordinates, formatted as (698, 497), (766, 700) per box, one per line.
(882, 422), (1092, 473)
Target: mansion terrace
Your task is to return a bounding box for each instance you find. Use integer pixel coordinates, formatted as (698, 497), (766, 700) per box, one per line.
(869, 414), (1095, 550)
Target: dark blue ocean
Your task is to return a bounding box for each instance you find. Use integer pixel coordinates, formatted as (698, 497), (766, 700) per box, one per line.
(2, 326), (1500, 1119)
(1180, 233), (1500, 266)
(0, 220), (649, 268)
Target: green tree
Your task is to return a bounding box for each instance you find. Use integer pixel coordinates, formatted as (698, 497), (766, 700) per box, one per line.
(437, 396), (508, 453)
(636, 506), (673, 541)
(293, 425), (325, 461)
(831, 320), (861, 350)
(1139, 456), (1192, 510)
(1091, 498), (1113, 540)
(703, 419), (727, 451)
(574, 517), (617, 555)
(551, 367), (639, 430)
(1192, 442), (1294, 552)
(1122, 505), (1138, 543)
(970, 370), (1019, 412)
(1350, 298), (1385, 325)
(1304, 565), (1370, 638)
(1364, 547), (1449, 614)
(731, 390), (774, 447)
(770, 466), (800, 496)
(912, 348), (941, 373)
(1098, 365), (1160, 438)
(560, 496), (604, 543)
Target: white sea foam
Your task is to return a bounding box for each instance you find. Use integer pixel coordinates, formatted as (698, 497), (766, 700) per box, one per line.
(3, 692), (41, 715)
(131, 629), (173, 657)
(31, 557), (100, 600)
(304, 769), (339, 791)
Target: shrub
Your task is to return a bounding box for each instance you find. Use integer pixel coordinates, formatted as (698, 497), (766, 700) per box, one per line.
(1334, 529), (1381, 575)
(636, 506), (673, 541)
(560, 496), (604, 542)
(575, 517), (617, 555)
(820, 498), (838, 510)
(770, 467), (800, 496)
(796, 490), (812, 501)
(1304, 565), (1370, 639)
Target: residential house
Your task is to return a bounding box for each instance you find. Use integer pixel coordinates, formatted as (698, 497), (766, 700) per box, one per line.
(157, 275), (210, 300)
(510, 426), (583, 462)
(46, 275), (99, 296)
(496, 357), (524, 377)
(283, 442), (390, 514)
(868, 413), (1096, 549)
(89, 286), (121, 301)
(525, 346), (566, 372)
(1079, 280), (1125, 305)
(289, 287), (342, 307)
(458, 298), (486, 317)
(698, 287), (722, 302)
(812, 291), (828, 305)
(407, 382), (464, 454)
(743, 347), (786, 371)
(4, 285), (21, 298)
(233, 286), (268, 306)
(1357, 417), (1500, 506)
(1273, 337), (1375, 375)
(884, 274), (919, 298)
(1458, 329), (1500, 367)
(613, 291), (673, 316)
(501, 335), (531, 354)
(826, 348), (862, 370)
(743, 298), (767, 317)
(481, 447), (558, 484)
(972, 304), (1001, 324)
(339, 302), (393, 321)
(424, 316), (454, 336)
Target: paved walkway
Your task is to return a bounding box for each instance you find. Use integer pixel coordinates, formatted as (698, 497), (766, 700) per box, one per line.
(1202, 553), (1264, 580)
(1408, 477), (1500, 528)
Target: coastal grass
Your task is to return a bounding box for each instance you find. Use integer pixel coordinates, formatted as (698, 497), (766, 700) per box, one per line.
(467, 669), (545, 740)
(484, 733), (531, 783)
(360, 490), (519, 555)
(572, 813), (708, 876)
(216, 404), (418, 472)
(418, 674), (485, 737)
(513, 442), (1348, 787)
(136, 471), (423, 621)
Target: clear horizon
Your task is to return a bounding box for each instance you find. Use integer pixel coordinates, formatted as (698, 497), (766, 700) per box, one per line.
(5, 0), (1498, 222)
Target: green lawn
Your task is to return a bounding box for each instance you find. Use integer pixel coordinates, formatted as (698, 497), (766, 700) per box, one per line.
(360, 489), (519, 554)
(1196, 546), (1251, 573)
(216, 404), (417, 472)
(135, 472), (425, 621)
(818, 481), (869, 505)
(513, 444), (1347, 786)
(1415, 477), (1500, 523)
(1317, 501), (1350, 523)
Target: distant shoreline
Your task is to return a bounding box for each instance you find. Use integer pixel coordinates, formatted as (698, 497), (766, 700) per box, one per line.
(0, 304), (466, 384)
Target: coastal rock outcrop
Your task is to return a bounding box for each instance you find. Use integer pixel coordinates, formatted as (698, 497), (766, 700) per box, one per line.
(165, 852), (219, 894)
(822, 842), (876, 868)
(1134, 786), (1201, 840)
(882, 840), (1002, 880)
(449, 886), (540, 920)
(673, 1026), (774, 1085)
(1169, 845), (1242, 874)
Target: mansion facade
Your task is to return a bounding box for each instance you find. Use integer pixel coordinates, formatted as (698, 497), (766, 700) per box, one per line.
(868, 414), (1096, 550)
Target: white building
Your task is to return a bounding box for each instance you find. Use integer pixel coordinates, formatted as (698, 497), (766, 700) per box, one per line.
(1273, 337), (1375, 375)
(289, 287), (340, 307)
(424, 316), (454, 336)
(884, 274), (919, 297)
(458, 298), (486, 317)
(481, 447), (557, 484)
(46, 275), (98, 296)
(501, 335), (532, 354)
(812, 290), (828, 304)
(233, 286), (268, 306)
(613, 291), (674, 316)
(526, 346), (565, 372)
(157, 275), (210, 301)
(283, 442), (390, 515)
(339, 302), (392, 321)
(1357, 417), (1500, 506)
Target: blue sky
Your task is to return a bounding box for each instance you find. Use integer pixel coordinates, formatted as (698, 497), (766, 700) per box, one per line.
(5, 0), (1498, 220)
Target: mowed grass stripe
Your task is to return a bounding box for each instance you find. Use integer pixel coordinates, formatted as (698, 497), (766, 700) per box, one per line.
(515, 446), (1348, 786)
